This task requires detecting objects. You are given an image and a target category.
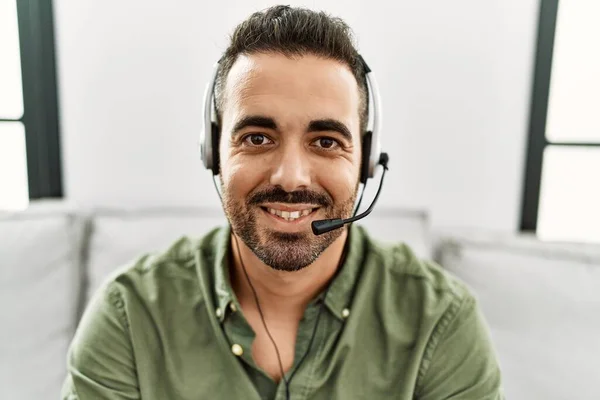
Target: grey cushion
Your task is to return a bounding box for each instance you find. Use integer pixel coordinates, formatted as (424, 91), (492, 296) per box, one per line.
(355, 207), (431, 258)
(86, 207), (228, 298)
(436, 230), (600, 400)
(0, 204), (86, 400)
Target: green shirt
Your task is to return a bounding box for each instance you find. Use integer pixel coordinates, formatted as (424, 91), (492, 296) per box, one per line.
(62, 224), (503, 399)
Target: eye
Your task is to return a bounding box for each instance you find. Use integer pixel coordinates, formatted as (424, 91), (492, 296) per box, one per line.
(312, 137), (340, 150)
(243, 134), (273, 146)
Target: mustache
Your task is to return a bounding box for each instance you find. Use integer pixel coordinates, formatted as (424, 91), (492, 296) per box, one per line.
(247, 186), (333, 208)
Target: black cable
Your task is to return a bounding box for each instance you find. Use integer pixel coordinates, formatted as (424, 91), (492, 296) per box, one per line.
(286, 283), (332, 385)
(212, 175), (223, 202)
(343, 162), (388, 225)
(232, 230), (350, 400)
(353, 180), (368, 218)
(233, 235), (288, 390)
(216, 175), (288, 388)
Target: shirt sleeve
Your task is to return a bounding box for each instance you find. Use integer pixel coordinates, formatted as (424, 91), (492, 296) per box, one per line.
(61, 282), (141, 400)
(416, 294), (504, 400)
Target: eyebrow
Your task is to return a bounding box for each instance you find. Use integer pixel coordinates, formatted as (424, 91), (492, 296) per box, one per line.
(231, 115), (352, 140)
(232, 115), (277, 136)
(307, 119), (352, 140)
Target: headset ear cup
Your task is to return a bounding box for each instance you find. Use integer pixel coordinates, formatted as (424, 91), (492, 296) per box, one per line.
(360, 131), (373, 184)
(211, 122), (220, 175)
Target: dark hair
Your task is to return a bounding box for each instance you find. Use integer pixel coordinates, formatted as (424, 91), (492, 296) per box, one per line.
(214, 5), (369, 134)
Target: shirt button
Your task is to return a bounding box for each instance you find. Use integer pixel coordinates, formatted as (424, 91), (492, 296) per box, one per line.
(229, 302), (237, 312)
(231, 344), (244, 356)
(342, 308), (350, 318)
(215, 308), (223, 318)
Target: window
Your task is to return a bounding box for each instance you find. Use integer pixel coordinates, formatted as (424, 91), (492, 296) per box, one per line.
(0, 0), (63, 210)
(521, 0), (600, 243)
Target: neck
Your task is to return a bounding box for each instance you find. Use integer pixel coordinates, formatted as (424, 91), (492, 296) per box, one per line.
(229, 229), (348, 317)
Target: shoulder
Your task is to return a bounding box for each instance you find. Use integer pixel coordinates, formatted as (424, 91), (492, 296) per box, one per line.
(356, 226), (478, 339)
(360, 227), (473, 305)
(357, 228), (501, 390)
(94, 226), (226, 308)
(68, 226), (228, 371)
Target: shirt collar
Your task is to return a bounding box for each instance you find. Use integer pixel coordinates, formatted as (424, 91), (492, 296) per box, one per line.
(211, 223), (366, 323)
(212, 225), (234, 323)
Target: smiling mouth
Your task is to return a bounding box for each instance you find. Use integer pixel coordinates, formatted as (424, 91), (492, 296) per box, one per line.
(259, 206), (319, 222)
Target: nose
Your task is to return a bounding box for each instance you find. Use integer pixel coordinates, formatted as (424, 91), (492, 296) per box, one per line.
(269, 143), (312, 192)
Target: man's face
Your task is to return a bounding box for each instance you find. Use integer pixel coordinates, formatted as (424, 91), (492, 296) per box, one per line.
(219, 53), (362, 271)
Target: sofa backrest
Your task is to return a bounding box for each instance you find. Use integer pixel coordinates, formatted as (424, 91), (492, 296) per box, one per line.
(435, 230), (600, 400)
(0, 204), (87, 400)
(85, 206), (431, 300)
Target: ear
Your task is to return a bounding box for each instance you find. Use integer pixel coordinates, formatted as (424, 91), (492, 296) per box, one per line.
(211, 122), (220, 176)
(359, 131), (372, 184)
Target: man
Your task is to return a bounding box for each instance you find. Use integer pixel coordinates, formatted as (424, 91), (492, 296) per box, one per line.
(62, 5), (503, 399)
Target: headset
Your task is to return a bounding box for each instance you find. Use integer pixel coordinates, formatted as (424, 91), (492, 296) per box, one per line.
(199, 55), (389, 235)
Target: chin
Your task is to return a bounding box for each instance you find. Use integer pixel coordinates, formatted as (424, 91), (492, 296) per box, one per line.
(227, 199), (349, 271)
(250, 230), (315, 271)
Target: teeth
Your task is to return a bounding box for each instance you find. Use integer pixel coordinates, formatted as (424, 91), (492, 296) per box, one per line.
(267, 208), (314, 221)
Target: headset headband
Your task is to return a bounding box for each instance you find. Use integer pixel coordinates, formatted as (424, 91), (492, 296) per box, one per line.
(200, 55), (383, 182)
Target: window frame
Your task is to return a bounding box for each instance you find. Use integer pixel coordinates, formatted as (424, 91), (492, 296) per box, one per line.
(520, 0), (600, 232)
(1, 0), (64, 199)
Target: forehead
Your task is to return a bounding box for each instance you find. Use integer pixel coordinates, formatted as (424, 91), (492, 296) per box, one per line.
(222, 53), (361, 133)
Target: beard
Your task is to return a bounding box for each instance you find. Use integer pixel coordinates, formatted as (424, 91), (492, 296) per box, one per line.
(222, 183), (357, 272)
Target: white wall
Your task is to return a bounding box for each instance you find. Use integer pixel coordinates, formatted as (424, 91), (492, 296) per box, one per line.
(53, 0), (539, 231)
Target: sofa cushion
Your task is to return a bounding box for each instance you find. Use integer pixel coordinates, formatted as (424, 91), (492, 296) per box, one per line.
(435, 230), (600, 400)
(0, 202), (86, 400)
(359, 207), (430, 258)
(86, 207), (430, 299)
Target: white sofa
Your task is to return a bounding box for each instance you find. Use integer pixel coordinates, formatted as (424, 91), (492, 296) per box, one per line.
(1, 201), (599, 399)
